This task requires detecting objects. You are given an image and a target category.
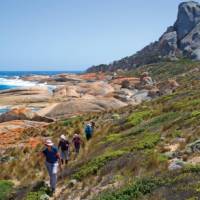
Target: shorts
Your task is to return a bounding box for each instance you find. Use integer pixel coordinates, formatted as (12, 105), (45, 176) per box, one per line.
(60, 150), (70, 161)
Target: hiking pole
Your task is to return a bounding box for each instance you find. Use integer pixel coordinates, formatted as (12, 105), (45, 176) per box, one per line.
(59, 163), (64, 180)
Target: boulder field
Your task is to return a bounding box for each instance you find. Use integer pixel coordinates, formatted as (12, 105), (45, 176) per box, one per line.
(0, 72), (179, 121)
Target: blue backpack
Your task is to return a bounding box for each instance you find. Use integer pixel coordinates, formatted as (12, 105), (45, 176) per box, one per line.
(85, 124), (93, 136)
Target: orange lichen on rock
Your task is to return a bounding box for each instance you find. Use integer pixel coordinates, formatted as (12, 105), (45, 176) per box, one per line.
(79, 73), (106, 81)
(27, 137), (42, 148)
(0, 120), (48, 148)
(111, 77), (140, 85)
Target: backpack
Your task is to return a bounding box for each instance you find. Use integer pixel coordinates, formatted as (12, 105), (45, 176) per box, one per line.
(73, 135), (81, 145)
(85, 124), (93, 136)
(59, 140), (69, 151)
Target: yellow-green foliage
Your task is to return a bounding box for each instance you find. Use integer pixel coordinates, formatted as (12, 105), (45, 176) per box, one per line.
(186, 197), (199, 200)
(93, 163), (200, 200)
(169, 98), (200, 111)
(24, 183), (51, 200)
(128, 110), (152, 126)
(191, 110), (200, 118)
(0, 180), (13, 200)
(93, 177), (163, 200)
(25, 191), (46, 200)
(172, 130), (183, 138)
(104, 133), (122, 143)
(131, 133), (160, 151)
(72, 150), (126, 180)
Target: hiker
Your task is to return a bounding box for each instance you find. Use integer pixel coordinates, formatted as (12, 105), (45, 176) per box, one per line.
(84, 121), (95, 141)
(72, 132), (82, 157)
(58, 134), (70, 165)
(42, 139), (62, 194)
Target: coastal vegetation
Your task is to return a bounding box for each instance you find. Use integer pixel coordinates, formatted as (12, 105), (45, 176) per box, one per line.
(1, 59), (200, 199)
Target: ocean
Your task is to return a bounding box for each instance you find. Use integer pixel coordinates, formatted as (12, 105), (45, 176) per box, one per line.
(0, 71), (82, 90)
(0, 70), (82, 114)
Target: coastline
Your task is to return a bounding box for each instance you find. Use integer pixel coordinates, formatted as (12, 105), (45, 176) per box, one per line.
(0, 70), (167, 120)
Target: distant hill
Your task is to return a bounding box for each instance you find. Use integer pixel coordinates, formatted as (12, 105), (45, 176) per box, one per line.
(87, 1), (200, 72)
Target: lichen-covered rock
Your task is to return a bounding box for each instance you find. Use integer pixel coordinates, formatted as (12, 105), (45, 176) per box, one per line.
(168, 159), (185, 171)
(68, 179), (78, 188)
(0, 107), (54, 123)
(187, 139), (200, 153)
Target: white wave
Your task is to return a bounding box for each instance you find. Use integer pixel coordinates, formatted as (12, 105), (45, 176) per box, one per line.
(0, 77), (55, 89)
(0, 105), (10, 109)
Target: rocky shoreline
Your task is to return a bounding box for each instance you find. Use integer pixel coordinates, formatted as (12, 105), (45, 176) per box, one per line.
(0, 71), (179, 149)
(0, 72), (179, 119)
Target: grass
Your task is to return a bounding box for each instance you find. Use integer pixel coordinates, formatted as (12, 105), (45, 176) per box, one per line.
(72, 150), (127, 181)
(0, 180), (14, 200)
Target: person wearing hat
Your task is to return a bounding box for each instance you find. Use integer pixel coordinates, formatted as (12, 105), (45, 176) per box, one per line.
(42, 139), (62, 194)
(58, 134), (70, 165)
(84, 121), (95, 141)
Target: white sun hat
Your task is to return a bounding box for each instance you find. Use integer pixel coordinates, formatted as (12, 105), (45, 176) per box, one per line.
(45, 139), (54, 146)
(60, 134), (66, 140)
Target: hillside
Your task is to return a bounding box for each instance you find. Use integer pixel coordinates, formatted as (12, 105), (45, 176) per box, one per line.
(87, 1), (200, 73)
(1, 60), (200, 200)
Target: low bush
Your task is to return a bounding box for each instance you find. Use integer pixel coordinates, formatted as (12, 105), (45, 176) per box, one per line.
(128, 111), (152, 126)
(72, 150), (127, 180)
(93, 177), (163, 200)
(131, 133), (160, 151)
(0, 180), (14, 200)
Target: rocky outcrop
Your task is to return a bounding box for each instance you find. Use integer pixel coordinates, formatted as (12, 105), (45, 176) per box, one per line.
(0, 120), (48, 148)
(53, 81), (115, 98)
(87, 1), (200, 72)
(38, 98), (126, 118)
(0, 108), (54, 123)
(174, 1), (200, 40)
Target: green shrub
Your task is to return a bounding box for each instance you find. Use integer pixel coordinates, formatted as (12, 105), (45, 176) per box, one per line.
(172, 130), (183, 138)
(25, 185), (50, 200)
(25, 191), (46, 200)
(128, 111), (152, 126)
(72, 150), (126, 180)
(104, 134), (122, 143)
(131, 133), (160, 151)
(182, 164), (200, 173)
(146, 112), (179, 130)
(0, 180), (14, 200)
(93, 177), (163, 200)
(191, 111), (200, 118)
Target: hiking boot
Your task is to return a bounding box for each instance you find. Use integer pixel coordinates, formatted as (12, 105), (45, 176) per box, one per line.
(49, 188), (56, 197)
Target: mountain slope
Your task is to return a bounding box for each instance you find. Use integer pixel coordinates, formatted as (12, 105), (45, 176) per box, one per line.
(87, 1), (200, 72)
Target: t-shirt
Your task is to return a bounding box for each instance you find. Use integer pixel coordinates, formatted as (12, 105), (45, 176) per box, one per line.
(58, 140), (70, 151)
(72, 135), (81, 145)
(43, 146), (59, 164)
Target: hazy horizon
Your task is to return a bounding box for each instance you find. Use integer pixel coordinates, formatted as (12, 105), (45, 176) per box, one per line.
(0, 0), (190, 71)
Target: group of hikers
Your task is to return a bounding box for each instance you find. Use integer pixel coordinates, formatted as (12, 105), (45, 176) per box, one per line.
(41, 121), (95, 195)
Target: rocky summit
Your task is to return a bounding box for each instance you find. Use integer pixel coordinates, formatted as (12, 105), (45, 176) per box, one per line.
(87, 1), (200, 72)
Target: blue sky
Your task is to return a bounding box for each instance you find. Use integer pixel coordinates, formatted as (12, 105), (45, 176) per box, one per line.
(0, 0), (190, 71)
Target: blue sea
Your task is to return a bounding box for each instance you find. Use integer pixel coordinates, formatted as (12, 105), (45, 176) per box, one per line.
(0, 71), (82, 114)
(0, 71), (82, 90)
